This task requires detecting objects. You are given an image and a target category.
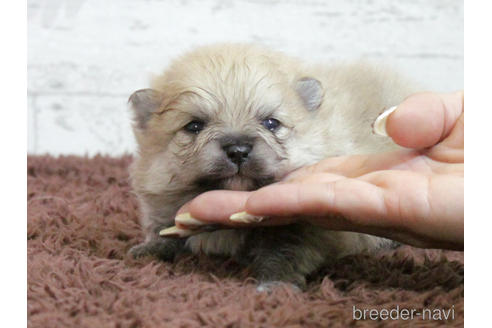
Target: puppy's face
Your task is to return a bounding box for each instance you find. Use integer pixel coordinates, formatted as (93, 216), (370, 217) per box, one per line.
(130, 46), (322, 194)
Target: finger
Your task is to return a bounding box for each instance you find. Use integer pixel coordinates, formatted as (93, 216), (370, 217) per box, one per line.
(165, 191), (254, 236)
(426, 113), (464, 163)
(283, 149), (423, 180)
(174, 190), (300, 229)
(386, 91), (464, 149)
(283, 172), (346, 184)
(283, 155), (370, 180)
(177, 190), (250, 227)
(175, 202), (191, 215)
(244, 180), (393, 230)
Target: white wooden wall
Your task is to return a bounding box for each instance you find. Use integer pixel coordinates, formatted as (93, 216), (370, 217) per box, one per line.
(27, 0), (463, 156)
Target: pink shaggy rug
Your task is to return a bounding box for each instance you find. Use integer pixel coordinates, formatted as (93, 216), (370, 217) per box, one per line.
(27, 155), (464, 327)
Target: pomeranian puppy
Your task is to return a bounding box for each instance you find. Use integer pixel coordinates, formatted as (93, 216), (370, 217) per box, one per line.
(128, 44), (416, 288)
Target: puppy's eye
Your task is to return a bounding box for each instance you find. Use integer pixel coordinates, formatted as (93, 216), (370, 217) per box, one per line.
(184, 120), (205, 134)
(261, 118), (281, 132)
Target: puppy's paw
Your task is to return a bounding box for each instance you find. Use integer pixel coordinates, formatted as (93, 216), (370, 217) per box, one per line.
(254, 271), (307, 291)
(128, 242), (153, 258)
(256, 281), (302, 294)
(128, 238), (185, 261)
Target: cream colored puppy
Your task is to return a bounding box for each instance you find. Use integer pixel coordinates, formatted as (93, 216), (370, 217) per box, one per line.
(128, 44), (416, 288)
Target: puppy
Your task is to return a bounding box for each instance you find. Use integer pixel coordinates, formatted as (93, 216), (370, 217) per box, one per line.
(128, 44), (416, 288)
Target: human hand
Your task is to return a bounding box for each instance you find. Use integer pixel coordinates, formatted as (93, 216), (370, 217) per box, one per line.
(160, 91), (464, 250)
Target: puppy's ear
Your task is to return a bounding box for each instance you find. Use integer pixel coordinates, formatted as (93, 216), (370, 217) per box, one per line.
(128, 89), (162, 129)
(295, 77), (323, 111)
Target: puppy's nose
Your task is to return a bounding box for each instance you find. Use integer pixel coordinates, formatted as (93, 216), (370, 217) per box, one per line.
(223, 144), (253, 165)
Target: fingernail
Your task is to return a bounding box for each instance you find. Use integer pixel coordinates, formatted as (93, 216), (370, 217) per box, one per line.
(159, 226), (198, 238)
(229, 211), (265, 224)
(373, 106), (397, 136)
(175, 213), (207, 229)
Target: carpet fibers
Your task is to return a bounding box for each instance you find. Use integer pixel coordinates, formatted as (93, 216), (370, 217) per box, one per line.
(27, 155), (464, 327)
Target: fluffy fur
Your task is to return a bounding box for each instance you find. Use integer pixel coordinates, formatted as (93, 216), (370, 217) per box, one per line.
(128, 44), (417, 288)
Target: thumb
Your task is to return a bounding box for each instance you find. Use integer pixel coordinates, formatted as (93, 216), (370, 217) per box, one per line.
(374, 91), (463, 149)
